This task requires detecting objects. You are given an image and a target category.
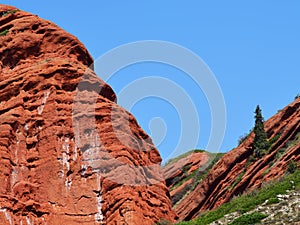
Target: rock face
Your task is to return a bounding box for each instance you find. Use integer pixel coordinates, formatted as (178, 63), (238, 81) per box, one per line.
(176, 98), (300, 221)
(0, 5), (175, 225)
(163, 150), (223, 206)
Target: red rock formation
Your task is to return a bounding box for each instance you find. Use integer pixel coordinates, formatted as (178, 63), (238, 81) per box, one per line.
(176, 98), (300, 221)
(0, 5), (175, 224)
(163, 151), (215, 206)
(164, 151), (210, 188)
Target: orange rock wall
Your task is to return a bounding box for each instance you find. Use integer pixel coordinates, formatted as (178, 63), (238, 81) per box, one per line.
(0, 5), (175, 224)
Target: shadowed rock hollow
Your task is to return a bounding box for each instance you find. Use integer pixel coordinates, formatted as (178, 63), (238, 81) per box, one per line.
(0, 5), (175, 225)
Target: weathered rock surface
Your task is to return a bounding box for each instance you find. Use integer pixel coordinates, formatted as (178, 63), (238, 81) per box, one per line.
(0, 5), (175, 224)
(164, 151), (210, 189)
(176, 98), (300, 221)
(163, 151), (222, 206)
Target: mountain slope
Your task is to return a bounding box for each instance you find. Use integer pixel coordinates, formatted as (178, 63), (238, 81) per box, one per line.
(177, 169), (300, 225)
(175, 98), (300, 221)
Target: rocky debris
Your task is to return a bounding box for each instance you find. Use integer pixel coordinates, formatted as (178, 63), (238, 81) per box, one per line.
(0, 4), (175, 224)
(176, 98), (300, 221)
(210, 189), (300, 225)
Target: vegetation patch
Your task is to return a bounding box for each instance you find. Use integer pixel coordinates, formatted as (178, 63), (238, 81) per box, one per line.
(288, 160), (297, 174)
(266, 197), (279, 205)
(229, 171), (245, 190)
(228, 212), (268, 225)
(171, 169), (197, 191)
(1, 9), (20, 17)
(176, 169), (300, 225)
(276, 148), (286, 159)
(267, 134), (280, 149)
(0, 29), (9, 36)
(156, 219), (173, 225)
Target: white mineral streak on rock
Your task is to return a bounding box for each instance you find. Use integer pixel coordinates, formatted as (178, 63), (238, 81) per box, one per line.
(0, 208), (12, 225)
(24, 124), (29, 131)
(71, 138), (78, 162)
(95, 173), (104, 224)
(62, 138), (70, 171)
(10, 169), (18, 188)
(26, 216), (34, 225)
(61, 137), (72, 189)
(37, 90), (50, 115)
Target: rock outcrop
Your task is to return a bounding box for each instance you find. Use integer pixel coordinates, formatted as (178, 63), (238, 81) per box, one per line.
(175, 98), (300, 221)
(0, 5), (175, 224)
(163, 150), (223, 206)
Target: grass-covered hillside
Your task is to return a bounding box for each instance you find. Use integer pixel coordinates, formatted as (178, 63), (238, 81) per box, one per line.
(176, 168), (300, 225)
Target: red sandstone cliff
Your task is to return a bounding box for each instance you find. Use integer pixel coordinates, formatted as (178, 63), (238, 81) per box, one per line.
(0, 5), (175, 224)
(175, 98), (300, 221)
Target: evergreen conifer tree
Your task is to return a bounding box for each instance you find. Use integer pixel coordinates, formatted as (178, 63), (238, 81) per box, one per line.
(253, 105), (268, 157)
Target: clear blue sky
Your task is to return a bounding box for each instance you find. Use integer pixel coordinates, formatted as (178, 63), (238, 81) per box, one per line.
(3, 1), (300, 161)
